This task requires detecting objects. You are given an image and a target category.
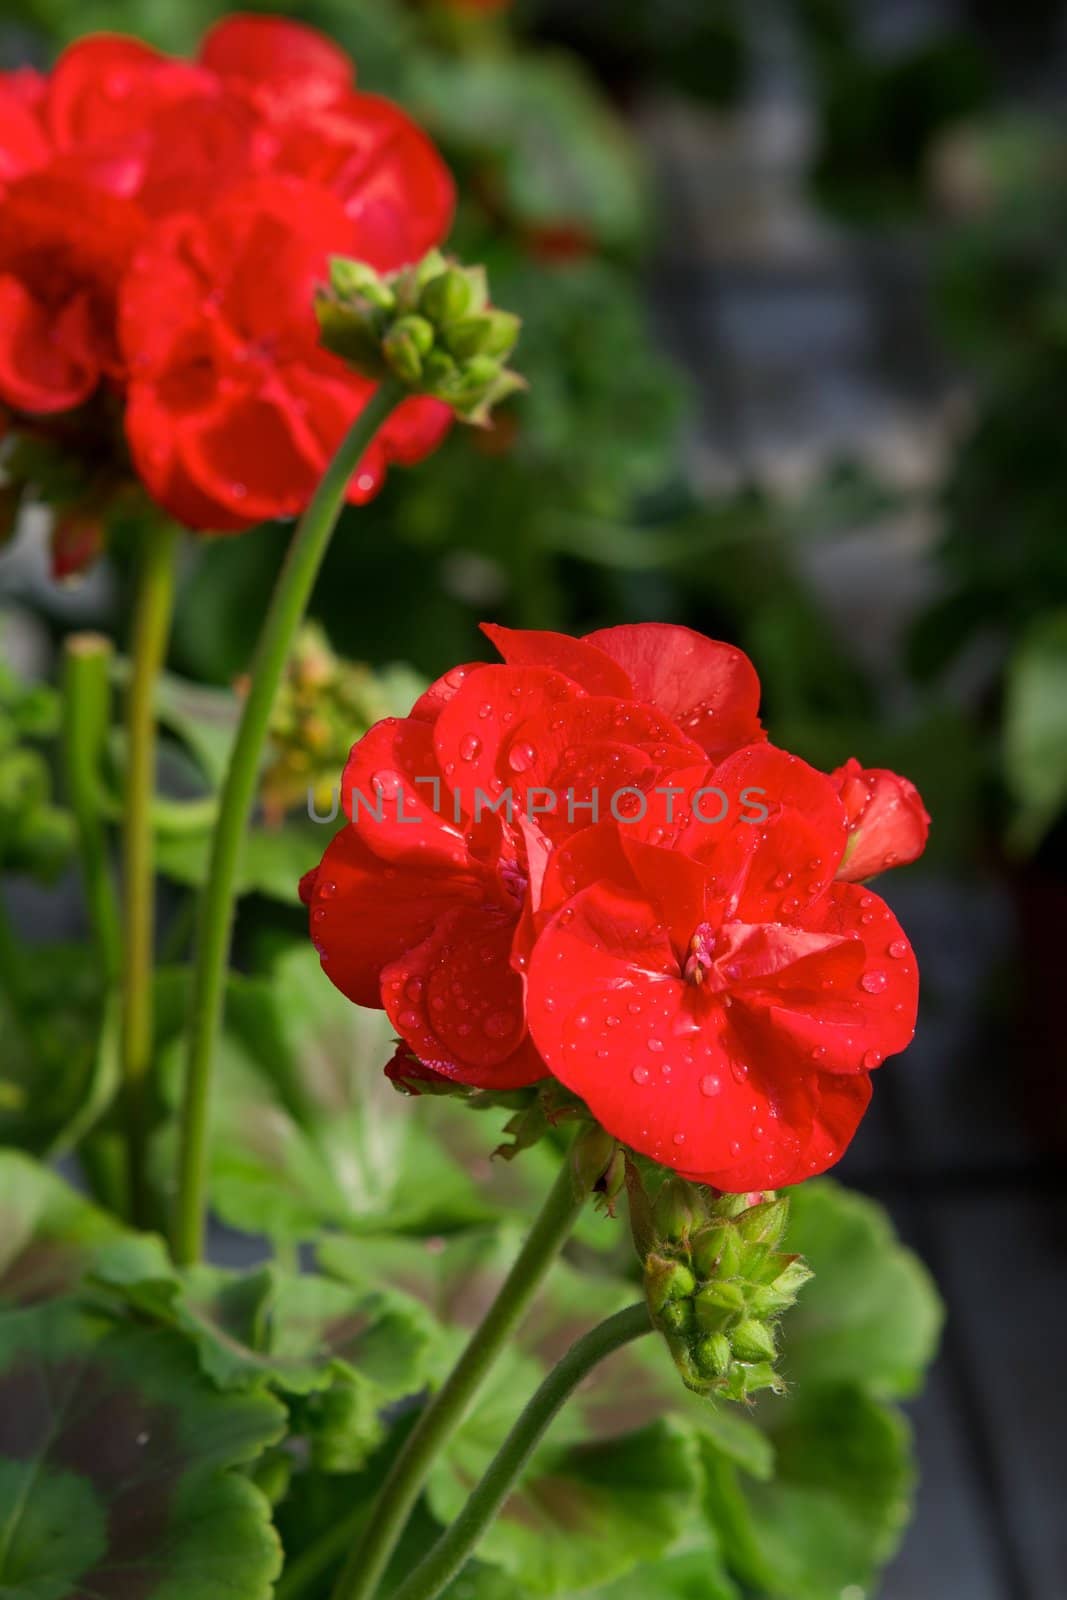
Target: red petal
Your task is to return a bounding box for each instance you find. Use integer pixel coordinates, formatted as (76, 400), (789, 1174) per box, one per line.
(410, 662), (487, 725)
(0, 80), (49, 181)
(677, 745), (849, 922)
(307, 826), (487, 1009)
(381, 905), (545, 1089)
(432, 665), (586, 818)
(481, 623), (635, 698)
(728, 882), (918, 1076)
(0, 276), (98, 412)
(273, 93), (455, 268)
(342, 716), (475, 868)
(124, 381), (252, 532)
(583, 623), (764, 759)
(198, 15), (352, 113)
(833, 759), (931, 881)
(47, 36), (207, 151)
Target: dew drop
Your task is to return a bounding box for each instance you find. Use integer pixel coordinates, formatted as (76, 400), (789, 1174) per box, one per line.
(647, 1037), (664, 1053)
(398, 1009), (420, 1028)
(888, 939), (908, 959)
(863, 1049), (883, 1068)
(632, 1065), (650, 1085)
(459, 733), (482, 762)
(860, 970), (888, 994)
(508, 741), (537, 773)
(700, 1074), (722, 1097)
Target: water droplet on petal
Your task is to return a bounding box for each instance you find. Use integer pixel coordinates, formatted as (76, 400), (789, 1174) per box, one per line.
(459, 733), (482, 762)
(632, 1065), (650, 1085)
(508, 742), (536, 773)
(861, 970), (888, 994)
(888, 939), (908, 959)
(700, 1074), (721, 1097)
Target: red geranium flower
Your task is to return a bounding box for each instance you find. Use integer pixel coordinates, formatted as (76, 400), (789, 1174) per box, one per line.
(302, 623), (762, 1089)
(0, 14), (455, 532)
(832, 758), (931, 882)
(303, 622), (925, 1191)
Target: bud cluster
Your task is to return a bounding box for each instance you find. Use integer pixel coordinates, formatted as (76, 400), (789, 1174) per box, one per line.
(316, 250), (525, 427)
(640, 1177), (811, 1403)
(262, 624), (401, 823)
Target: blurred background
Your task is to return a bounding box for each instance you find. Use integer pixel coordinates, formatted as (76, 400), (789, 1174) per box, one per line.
(2, 1), (1066, 1594)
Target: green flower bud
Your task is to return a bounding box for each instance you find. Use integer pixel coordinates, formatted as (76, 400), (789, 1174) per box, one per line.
(695, 1332), (733, 1379)
(694, 1279), (746, 1327)
(315, 295), (388, 378)
(571, 1124), (618, 1195)
(328, 256), (395, 311)
(382, 317), (434, 385)
(736, 1197), (789, 1247)
(444, 311), (522, 362)
(645, 1252), (696, 1314)
(730, 1319), (777, 1363)
(420, 266), (475, 326)
(652, 1176), (704, 1245)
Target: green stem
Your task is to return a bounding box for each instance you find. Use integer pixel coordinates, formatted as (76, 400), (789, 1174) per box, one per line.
(170, 381), (404, 1266)
(121, 522), (179, 1226)
(390, 1303), (652, 1600)
(61, 633), (121, 985)
(329, 1151), (591, 1600)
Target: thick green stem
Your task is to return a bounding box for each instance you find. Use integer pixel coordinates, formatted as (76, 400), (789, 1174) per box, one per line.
(329, 1151), (591, 1600)
(390, 1303), (652, 1600)
(61, 633), (121, 985)
(170, 382), (404, 1266)
(121, 522), (179, 1226)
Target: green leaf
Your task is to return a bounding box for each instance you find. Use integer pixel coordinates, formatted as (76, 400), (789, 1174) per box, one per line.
(1003, 607), (1067, 851)
(782, 1179), (944, 1398)
(156, 817), (335, 905)
(0, 1298), (284, 1599)
(0, 1152), (161, 1307)
(703, 1386), (914, 1600)
(97, 1256), (434, 1474)
(585, 1542), (740, 1600)
(430, 1397), (701, 1597)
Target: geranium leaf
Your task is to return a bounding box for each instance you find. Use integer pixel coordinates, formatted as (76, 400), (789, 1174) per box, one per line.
(429, 1406), (701, 1597)
(585, 1543), (740, 1600)
(0, 1151), (162, 1307)
(156, 819), (337, 905)
(94, 1252), (434, 1473)
(781, 1178), (944, 1398)
(0, 1298), (284, 1599)
(703, 1386), (914, 1600)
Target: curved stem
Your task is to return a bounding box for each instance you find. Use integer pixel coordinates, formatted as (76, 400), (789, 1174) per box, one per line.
(121, 521), (179, 1226)
(61, 633), (121, 986)
(390, 1303), (652, 1600)
(170, 381), (404, 1266)
(329, 1151), (590, 1600)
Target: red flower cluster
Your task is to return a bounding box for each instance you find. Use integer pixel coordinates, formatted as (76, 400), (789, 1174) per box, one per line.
(0, 16), (455, 530)
(303, 624), (929, 1192)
